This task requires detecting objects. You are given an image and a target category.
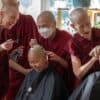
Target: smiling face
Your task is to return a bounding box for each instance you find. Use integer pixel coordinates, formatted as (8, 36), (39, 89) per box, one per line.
(28, 45), (48, 72)
(73, 13), (91, 36)
(0, 0), (19, 29)
(2, 9), (19, 29)
(70, 8), (92, 40)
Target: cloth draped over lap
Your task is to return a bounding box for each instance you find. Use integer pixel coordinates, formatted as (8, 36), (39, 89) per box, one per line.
(16, 66), (68, 100)
(68, 71), (100, 100)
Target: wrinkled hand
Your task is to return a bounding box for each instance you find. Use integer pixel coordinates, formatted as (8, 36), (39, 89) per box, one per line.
(89, 45), (100, 57)
(47, 51), (61, 62)
(0, 39), (14, 51)
(29, 39), (37, 47)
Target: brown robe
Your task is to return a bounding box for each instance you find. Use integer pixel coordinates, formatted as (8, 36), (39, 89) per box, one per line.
(0, 14), (38, 100)
(0, 51), (9, 99)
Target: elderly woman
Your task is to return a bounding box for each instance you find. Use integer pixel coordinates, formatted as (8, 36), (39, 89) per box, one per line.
(16, 44), (68, 100)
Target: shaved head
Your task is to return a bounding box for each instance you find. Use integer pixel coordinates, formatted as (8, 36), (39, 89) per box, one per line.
(2, 3), (18, 14)
(28, 45), (46, 59)
(70, 8), (88, 24)
(28, 45), (48, 72)
(2, 0), (18, 5)
(69, 8), (92, 40)
(37, 11), (56, 25)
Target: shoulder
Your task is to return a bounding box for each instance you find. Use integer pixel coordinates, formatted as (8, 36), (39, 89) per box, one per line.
(69, 34), (82, 55)
(72, 33), (85, 45)
(19, 14), (35, 24)
(56, 29), (72, 40)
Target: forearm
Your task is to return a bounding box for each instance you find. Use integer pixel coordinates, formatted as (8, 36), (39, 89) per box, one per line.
(78, 57), (97, 79)
(9, 59), (27, 75)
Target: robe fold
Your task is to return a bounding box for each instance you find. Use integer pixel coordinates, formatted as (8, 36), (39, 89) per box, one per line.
(0, 51), (9, 99)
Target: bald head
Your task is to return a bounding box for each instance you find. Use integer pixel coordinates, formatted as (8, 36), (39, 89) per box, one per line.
(2, 0), (19, 5)
(28, 45), (46, 59)
(70, 8), (88, 24)
(28, 45), (48, 72)
(2, 3), (18, 13)
(69, 8), (92, 39)
(37, 11), (56, 25)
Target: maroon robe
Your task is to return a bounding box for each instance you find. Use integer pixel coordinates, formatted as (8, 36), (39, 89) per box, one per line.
(36, 29), (74, 93)
(0, 14), (38, 100)
(69, 28), (100, 87)
(0, 51), (9, 99)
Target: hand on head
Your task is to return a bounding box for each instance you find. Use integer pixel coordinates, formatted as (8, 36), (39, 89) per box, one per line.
(28, 45), (48, 72)
(46, 51), (61, 62)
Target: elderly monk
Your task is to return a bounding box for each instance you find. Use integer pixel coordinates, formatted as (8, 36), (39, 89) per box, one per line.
(30, 11), (74, 94)
(1, 0), (38, 100)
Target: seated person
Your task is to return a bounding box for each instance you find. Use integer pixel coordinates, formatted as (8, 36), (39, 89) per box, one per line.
(69, 7), (100, 86)
(16, 44), (68, 100)
(68, 7), (100, 100)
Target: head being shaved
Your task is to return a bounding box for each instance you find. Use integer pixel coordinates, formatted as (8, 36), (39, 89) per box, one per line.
(70, 8), (88, 24)
(28, 44), (46, 58)
(28, 44), (48, 72)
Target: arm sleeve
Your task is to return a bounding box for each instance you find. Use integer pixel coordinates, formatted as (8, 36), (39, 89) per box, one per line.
(0, 51), (9, 97)
(69, 39), (81, 59)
